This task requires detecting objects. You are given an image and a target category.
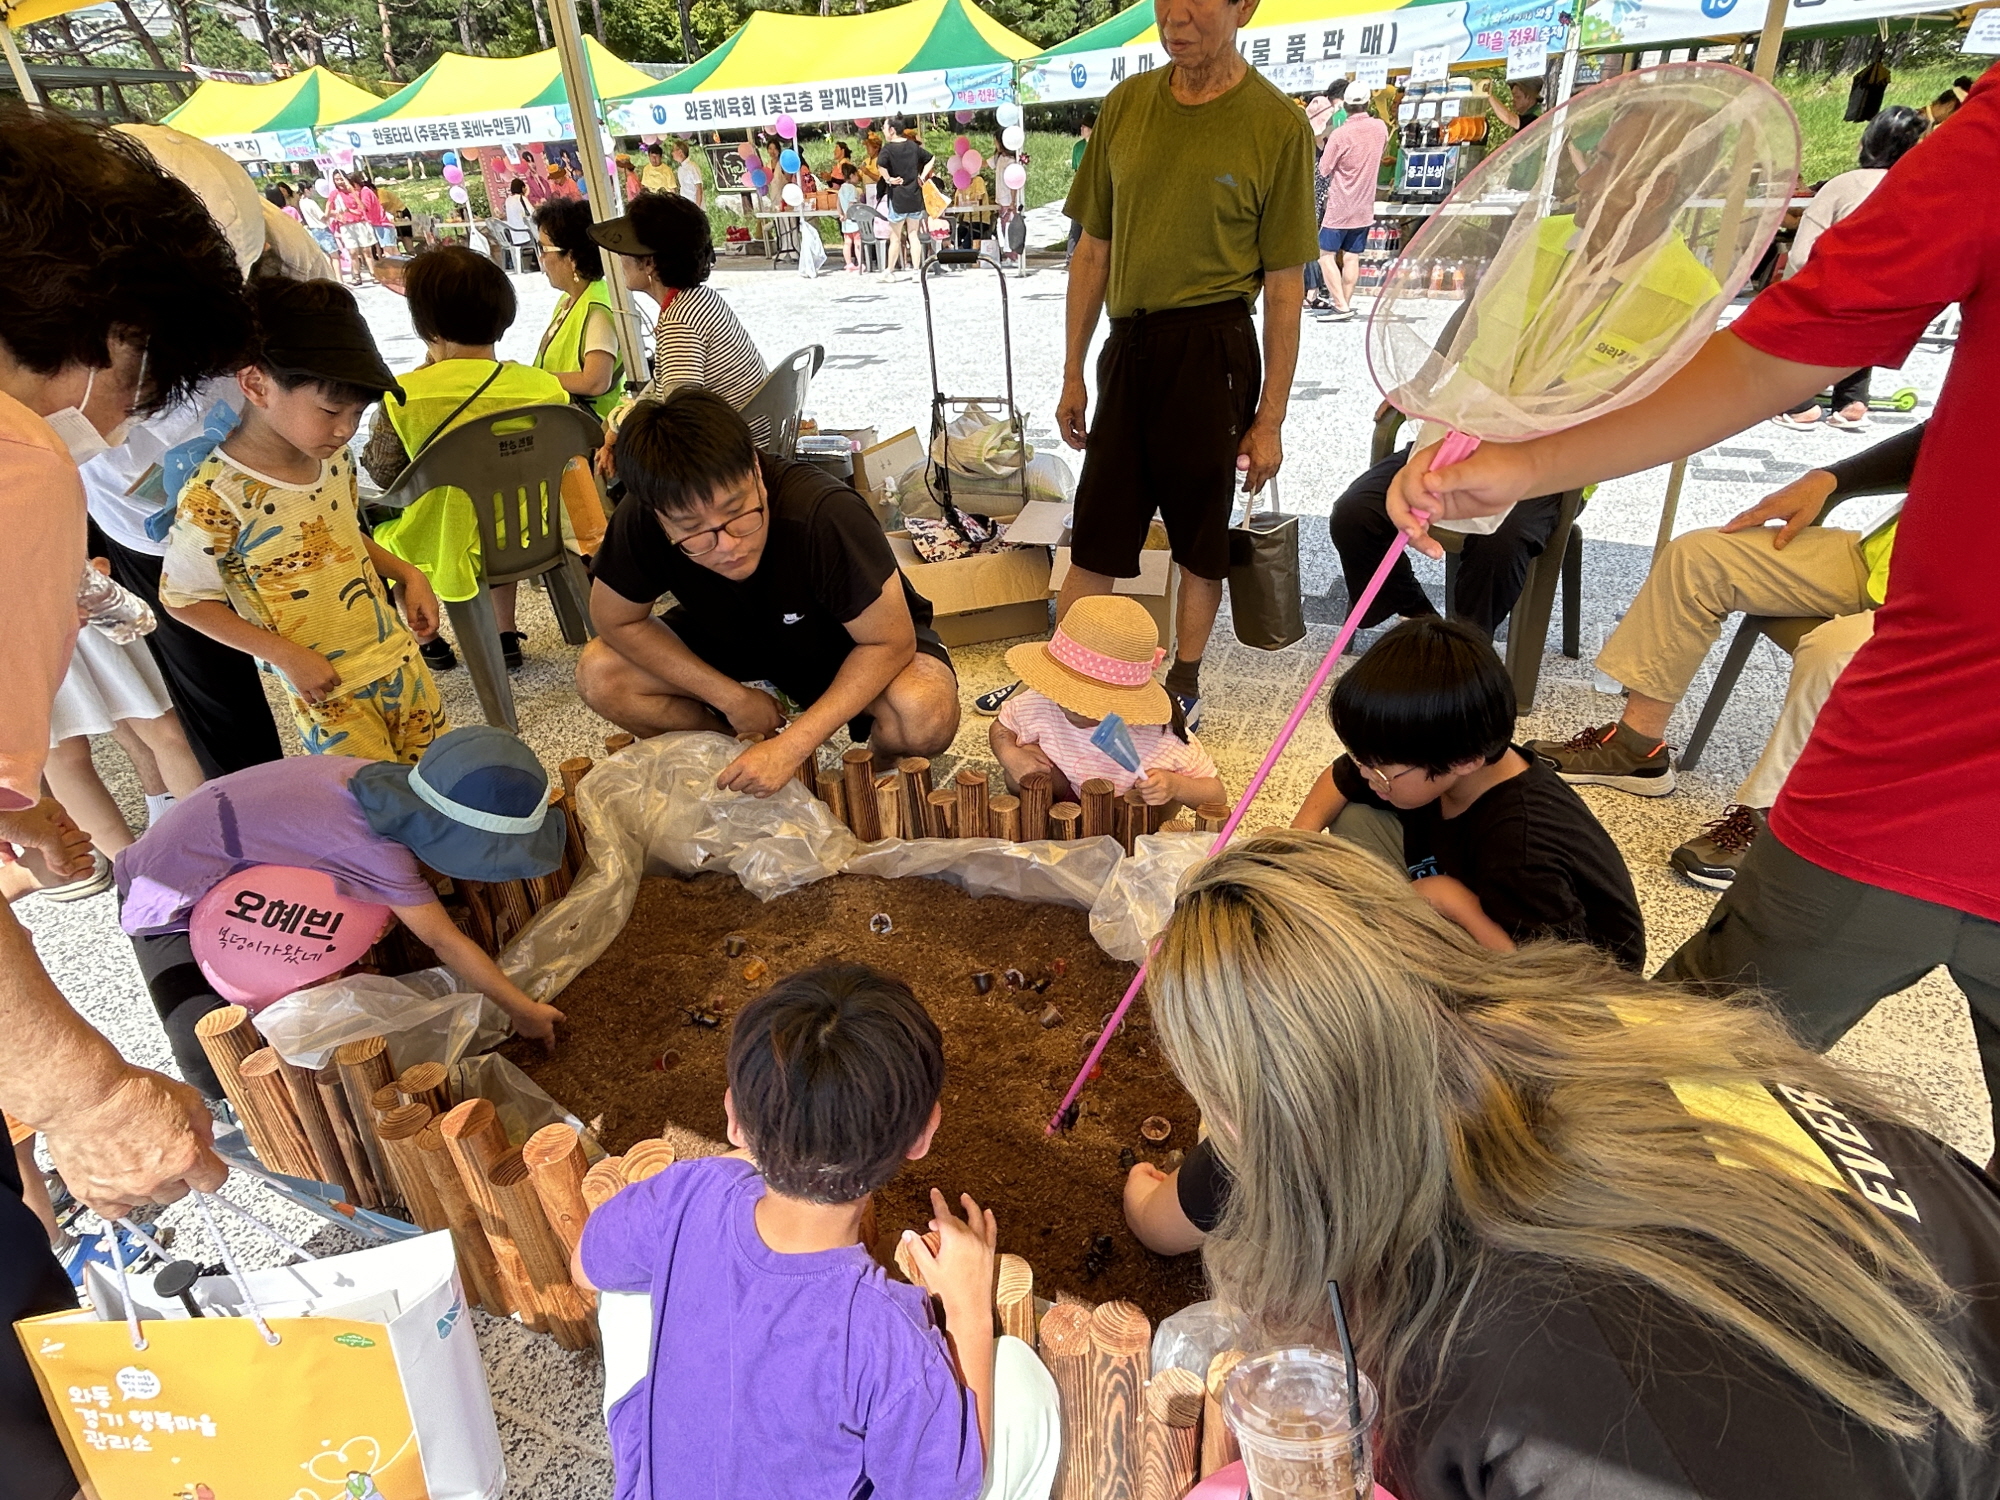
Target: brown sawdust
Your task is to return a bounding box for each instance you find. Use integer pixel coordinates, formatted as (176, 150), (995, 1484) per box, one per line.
(503, 871), (1208, 1320)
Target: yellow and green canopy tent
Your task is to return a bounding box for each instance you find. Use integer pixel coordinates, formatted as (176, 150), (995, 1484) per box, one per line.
(608, 0), (1037, 133)
(322, 38), (656, 153)
(160, 67), (382, 161)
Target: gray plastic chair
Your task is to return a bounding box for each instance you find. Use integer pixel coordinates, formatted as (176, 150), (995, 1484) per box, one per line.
(1368, 406), (1583, 712)
(373, 402), (603, 732)
(737, 345), (824, 459)
(852, 202), (887, 272)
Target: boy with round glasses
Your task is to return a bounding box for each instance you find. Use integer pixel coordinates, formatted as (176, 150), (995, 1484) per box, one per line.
(577, 387), (959, 797)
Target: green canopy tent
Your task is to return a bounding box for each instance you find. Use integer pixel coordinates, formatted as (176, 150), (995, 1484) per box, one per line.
(161, 66), (382, 162)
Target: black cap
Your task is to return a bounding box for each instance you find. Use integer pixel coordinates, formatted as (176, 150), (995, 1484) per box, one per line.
(586, 212), (655, 258)
(256, 278), (404, 401)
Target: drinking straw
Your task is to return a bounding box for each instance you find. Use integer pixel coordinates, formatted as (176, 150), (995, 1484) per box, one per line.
(1045, 475), (1458, 1133)
(1326, 1279), (1364, 1435)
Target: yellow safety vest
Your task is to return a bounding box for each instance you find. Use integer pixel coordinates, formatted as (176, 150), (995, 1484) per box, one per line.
(536, 280), (624, 420)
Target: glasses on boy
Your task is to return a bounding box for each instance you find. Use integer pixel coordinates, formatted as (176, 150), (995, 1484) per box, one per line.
(1358, 761), (1427, 790)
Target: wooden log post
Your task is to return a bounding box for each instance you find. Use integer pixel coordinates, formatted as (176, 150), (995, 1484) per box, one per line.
(1116, 790), (1147, 856)
(374, 1103), (446, 1231)
(1195, 803), (1230, 834)
(1089, 1300), (1152, 1500)
(897, 757), (933, 839)
(525, 863), (570, 912)
(1200, 1349), (1247, 1477)
(487, 1150), (597, 1349)
(925, 788), (958, 838)
(580, 1156), (628, 1213)
(873, 772), (903, 841)
(1018, 770), (1052, 841)
(314, 1063), (380, 1209)
(1081, 779), (1117, 840)
(792, 746), (820, 796)
(621, 1138), (677, 1182)
(521, 1124), (591, 1259)
(396, 1061), (451, 1115)
(955, 768), (990, 839)
(996, 1253), (1036, 1349)
(1139, 1366), (1205, 1500)
(816, 767), (848, 826)
(1049, 802), (1083, 841)
(1039, 1301), (1097, 1500)
(234, 1049), (320, 1181)
(604, 732), (635, 754)
(456, 879), (498, 953)
(335, 1035), (400, 1209)
(485, 879), (536, 949)
(195, 1007), (278, 1164)
(842, 746), (880, 840)
(440, 1099), (544, 1328)
(558, 755), (594, 875)
(990, 794), (1022, 842)
(410, 1118), (510, 1314)
(267, 1052), (357, 1200)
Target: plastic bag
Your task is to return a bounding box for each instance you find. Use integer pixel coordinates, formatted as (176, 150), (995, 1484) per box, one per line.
(893, 451), (1074, 521)
(451, 1053), (596, 1152)
(253, 966), (508, 1070)
(928, 403), (1026, 478)
(1152, 1300), (1248, 1380)
(1089, 831), (1214, 963)
(797, 225), (827, 278)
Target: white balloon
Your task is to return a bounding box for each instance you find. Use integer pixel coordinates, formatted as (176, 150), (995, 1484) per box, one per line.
(315, 176), (334, 197)
(448, 184), (469, 204)
(1001, 124), (1025, 152)
(997, 102), (1023, 127)
(781, 182), (805, 207)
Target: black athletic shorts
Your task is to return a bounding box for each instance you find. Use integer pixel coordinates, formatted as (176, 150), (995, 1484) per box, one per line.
(2, 1135), (79, 1500)
(661, 605), (955, 743)
(1070, 298), (1261, 583)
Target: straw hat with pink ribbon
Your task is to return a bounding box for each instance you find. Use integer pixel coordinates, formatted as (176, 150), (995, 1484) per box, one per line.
(1005, 596), (1173, 726)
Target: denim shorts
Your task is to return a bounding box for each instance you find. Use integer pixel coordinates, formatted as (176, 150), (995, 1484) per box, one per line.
(1319, 224), (1370, 255)
(885, 204), (925, 223)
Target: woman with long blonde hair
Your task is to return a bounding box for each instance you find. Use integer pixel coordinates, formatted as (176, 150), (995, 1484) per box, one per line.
(1137, 831), (2000, 1499)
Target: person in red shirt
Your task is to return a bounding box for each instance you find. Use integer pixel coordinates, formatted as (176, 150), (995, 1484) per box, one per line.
(1386, 64), (2000, 1147)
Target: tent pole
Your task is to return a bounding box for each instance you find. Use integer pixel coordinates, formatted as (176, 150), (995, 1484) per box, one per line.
(546, 0), (647, 390)
(2, 22), (41, 105)
(1750, 0), (1789, 78)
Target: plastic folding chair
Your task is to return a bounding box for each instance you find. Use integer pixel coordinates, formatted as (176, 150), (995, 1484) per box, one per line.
(373, 403), (603, 731)
(737, 345), (824, 459)
(1367, 406), (1584, 711)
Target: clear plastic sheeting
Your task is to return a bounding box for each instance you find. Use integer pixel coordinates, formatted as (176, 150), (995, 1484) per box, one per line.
(1369, 63), (1799, 442)
(1152, 1300), (1249, 1381)
(502, 731), (1213, 1001)
(253, 966), (509, 1071)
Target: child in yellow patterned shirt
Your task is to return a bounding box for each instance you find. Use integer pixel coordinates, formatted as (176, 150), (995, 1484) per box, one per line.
(160, 279), (448, 764)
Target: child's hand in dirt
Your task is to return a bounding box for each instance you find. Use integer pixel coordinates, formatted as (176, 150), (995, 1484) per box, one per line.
(905, 1188), (997, 1330)
(511, 1000), (567, 1052)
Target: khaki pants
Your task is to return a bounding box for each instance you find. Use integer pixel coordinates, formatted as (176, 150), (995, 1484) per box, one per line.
(1597, 526), (1875, 804)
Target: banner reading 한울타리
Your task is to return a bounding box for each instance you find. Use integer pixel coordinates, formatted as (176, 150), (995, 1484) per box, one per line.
(321, 104), (573, 155)
(607, 63), (1014, 135)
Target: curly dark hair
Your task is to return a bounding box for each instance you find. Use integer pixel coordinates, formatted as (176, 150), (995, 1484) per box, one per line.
(0, 102), (252, 415)
(625, 189), (714, 288)
(532, 196), (605, 281)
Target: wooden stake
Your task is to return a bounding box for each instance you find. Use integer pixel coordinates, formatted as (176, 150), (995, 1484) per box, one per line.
(234, 1049), (320, 1181)
(314, 1063), (379, 1209)
(486, 880), (535, 948)
(1089, 1301), (1152, 1500)
(487, 1150), (597, 1349)
(955, 768), (990, 839)
(525, 865), (570, 912)
(374, 1103), (446, 1231)
(440, 1099), (543, 1328)
(842, 745), (879, 840)
(793, 745), (820, 795)
(926, 788), (958, 838)
(1081, 779), (1116, 839)
(1139, 1366), (1205, 1500)
(1049, 802), (1082, 841)
(558, 755), (593, 803)
(604, 732), (635, 754)
(580, 1156), (628, 1212)
(621, 1138), (677, 1181)
(1116, 790), (1147, 855)
(1195, 803), (1230, 833)
(873, 772), (903, 841)
(990, 794), (1022, 842)
(264, 1057), (345, 1198)
(456, 880), (497, 953)
(413, 1120), (509, 1313)
(557, 755), (594, 876)
(396, 1061), (451, 1114)
(195, 1007), (277, 1163)
(893, 1229), (941, 1288)
(521, 1124), (591, 1259)
(1018, 770), (1052, 841)
(897, 757), (933, 839)
(996, 1253), (1035, 1349)
(1200, 1350), (1246, 1477)
(1040, 1301), (1097, 1500)
(335, 1035), (400, 1209)
(816, 768), (848, 825)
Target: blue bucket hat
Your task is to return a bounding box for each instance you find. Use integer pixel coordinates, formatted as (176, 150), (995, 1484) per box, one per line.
(349, 726), (567, 882)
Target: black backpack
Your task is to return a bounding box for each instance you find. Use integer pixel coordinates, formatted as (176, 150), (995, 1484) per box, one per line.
(1845, 45), (1891, 123)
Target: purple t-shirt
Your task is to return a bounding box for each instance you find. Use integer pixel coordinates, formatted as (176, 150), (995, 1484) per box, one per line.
(115, 756), (434, 936)
(581, 1156), (982, 1500)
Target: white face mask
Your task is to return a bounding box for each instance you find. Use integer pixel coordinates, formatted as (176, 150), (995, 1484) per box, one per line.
(43, 367), (132, 465)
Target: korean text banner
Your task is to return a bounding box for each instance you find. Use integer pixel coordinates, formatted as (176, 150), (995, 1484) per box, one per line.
(609, 63), (1013, 134)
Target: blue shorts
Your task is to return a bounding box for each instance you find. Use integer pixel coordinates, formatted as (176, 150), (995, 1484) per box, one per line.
(885, 204), (925, 223)
(1319, 224), (1370, 255)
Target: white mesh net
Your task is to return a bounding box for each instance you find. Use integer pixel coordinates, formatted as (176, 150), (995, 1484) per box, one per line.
(1367, 63), (1800, 442)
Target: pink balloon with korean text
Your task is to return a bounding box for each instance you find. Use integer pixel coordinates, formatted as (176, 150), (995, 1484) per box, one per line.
(189, 864), (392, 1010)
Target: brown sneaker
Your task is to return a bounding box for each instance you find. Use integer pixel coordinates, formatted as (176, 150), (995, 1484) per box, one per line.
(1525, 720), (1676, 796)
(1670, 804), (1766, 890)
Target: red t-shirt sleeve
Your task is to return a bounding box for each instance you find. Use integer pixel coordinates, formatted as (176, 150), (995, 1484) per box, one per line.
(1732, 68), (2000, 371)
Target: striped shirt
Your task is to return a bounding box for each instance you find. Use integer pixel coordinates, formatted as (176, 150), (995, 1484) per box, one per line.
(997, 688), (1217, 796)
(649, 283), (767, 408)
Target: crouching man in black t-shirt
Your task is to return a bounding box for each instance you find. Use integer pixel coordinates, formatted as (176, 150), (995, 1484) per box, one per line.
(577, 387), (960, 796)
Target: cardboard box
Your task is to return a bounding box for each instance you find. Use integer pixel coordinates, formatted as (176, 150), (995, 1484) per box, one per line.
(889, 530), (1053, 648)
(854, 428), (925, 510)
(1048, 519), (1180, 645)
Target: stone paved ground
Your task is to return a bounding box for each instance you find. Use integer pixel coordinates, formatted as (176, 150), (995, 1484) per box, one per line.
(17, 247), (1968, 1495)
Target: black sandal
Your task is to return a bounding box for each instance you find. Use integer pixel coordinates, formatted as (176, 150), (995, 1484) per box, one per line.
(418, 636), (458, 672)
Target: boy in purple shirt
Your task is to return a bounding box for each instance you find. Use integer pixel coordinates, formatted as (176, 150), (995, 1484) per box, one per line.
(577, 964), (1060, 1499)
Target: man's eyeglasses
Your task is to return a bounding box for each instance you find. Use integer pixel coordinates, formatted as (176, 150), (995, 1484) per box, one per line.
(669, 501), (766, 557)
(1357, 761), (1426, 790)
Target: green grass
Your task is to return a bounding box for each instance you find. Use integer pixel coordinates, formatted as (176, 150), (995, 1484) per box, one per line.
(1779, 60), (1966, 181)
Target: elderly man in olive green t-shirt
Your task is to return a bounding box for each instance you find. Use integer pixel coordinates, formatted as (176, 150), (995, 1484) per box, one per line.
(1049, 0), (1318, 728)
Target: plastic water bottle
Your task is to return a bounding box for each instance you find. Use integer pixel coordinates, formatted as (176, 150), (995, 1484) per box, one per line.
(77, 565), (156, 644)
(1591, 611), (1625, 695)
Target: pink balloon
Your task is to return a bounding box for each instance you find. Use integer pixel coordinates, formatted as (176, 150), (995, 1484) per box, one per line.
(954, 109), (975, 124)
(775, 114), (797, 139)
(952, 167), (972, 190)
(961, 149), (983, 174)
(442, 164), (464, 185)
(1003, 162), (1027, 191)
(953, 134), (971, 155)
(739, 141), (761, 164)
(190, 864), (392, 1009)
(854, 117), (872, 128)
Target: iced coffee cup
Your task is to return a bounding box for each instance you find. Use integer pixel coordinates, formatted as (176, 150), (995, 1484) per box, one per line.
(1220, 1346), (1379, 1500)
